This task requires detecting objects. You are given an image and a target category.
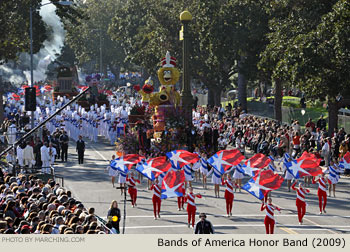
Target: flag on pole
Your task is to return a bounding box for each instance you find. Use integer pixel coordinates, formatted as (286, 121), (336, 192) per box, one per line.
(110, 154), (145, 173)
(136, 156), (171, 180)
(207, 149), (244, 175)
(161, 170), (185, 199)
(166, 150), (200, 170)
(242, 170), (284, 200)
(285, 158), (322, 179)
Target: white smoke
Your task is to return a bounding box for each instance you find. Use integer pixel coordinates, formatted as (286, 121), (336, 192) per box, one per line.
(0, 0), (65, 85)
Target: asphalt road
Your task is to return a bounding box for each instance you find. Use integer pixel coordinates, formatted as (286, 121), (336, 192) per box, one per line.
(55, 136), (350, 234)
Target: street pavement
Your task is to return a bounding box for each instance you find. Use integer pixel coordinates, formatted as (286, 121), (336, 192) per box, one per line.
(54, 136), (350, 234)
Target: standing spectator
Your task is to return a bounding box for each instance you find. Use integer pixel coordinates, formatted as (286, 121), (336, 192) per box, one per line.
(40, 142), (51, 174)
(59, 131), (69, 162)
(107, 200), (121, 234)
(51, 132), (60, 160)
(194, 213), (214, 234)
(48, 142), (57, 166)
(339, 141), (348, 157)
(16, 142), (25, 172)
(321, 138), (331, 167)
(76, 135), (85, 164)
(292, 120), (301, 134)
(292, 132), (301, 158)
(34, 137), (43, 169)
(7, 120), (17, 145)
(23, 141), (35, 172)
(305, 118), (315, 133)
(316, 115), (327, 131)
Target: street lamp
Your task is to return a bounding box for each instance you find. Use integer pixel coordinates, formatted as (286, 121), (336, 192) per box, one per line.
(179, 11), (193, 126)
(29, 0), (73, 129)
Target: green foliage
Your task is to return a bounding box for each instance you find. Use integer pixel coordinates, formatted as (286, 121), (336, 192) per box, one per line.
(64, 0), (126, 75)
(0, 0), (81, 63)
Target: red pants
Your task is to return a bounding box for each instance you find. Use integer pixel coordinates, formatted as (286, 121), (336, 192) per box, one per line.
(225, 191), (234, 215)
(187, 205), (196, 227)
(177, 197), (185, 209)
(152, 196), (161, 217)
(128, 187), (137, 206)
(296, 199), (306, 223)
(264, 216), (275, 234)
(317, 189), (327, 212)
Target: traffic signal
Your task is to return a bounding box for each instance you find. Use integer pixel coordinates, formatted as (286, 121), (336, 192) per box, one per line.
(25, 87), (36, 111)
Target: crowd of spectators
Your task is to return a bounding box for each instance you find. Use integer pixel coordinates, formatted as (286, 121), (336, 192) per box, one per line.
(0, 173), (118, 234)
(190, 104), (349, 166)
(131, 102), (350, 170)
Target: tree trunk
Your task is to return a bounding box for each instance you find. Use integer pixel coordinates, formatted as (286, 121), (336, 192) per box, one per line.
(207, 86), (215, 107)
(214, 87), (222, 106)
(237, 56), (247, 112)
(103, 64), (108, 77)
(328, 101), (338, 136)
(274, 78), (282, 122)
(109, 65), (120, 82)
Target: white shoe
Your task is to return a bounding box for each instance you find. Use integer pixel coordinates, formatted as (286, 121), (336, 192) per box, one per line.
(132, 205), (135, 208)
(227, 214), (230, 218)
(299, 222), (302, 225)
(319, 211), (322, 215)
(154, 217), (157, 220)
(178, 208), (181, 211)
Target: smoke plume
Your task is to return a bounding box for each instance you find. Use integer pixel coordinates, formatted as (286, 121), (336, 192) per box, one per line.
(0, 0), (65, 85)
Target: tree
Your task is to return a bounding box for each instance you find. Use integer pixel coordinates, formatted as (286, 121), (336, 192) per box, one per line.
(0, 0), (80, 64)
(109, 0), (269, 107)
(281, 0), (350, 133)
(64, 0), (127, 77)
(259, 0), (338, 122)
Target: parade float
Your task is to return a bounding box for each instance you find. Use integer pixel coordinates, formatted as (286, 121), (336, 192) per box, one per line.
(134, 51), (184, 139)
(116, 51), (187, 154)
(53, 66), (79, 101)
(76, 74), (110, 110)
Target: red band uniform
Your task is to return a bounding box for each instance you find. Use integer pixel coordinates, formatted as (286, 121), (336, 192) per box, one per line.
(222, 178), (238, 216)
(126, 175), (140, 207)
(150, 183), (162, 218)
(291, 182), (310, 223)
(185, 192), (202, 228)
(261, 202), (281, 234)
(312, 176), (327, 213)
(177, 184), (185, 210)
